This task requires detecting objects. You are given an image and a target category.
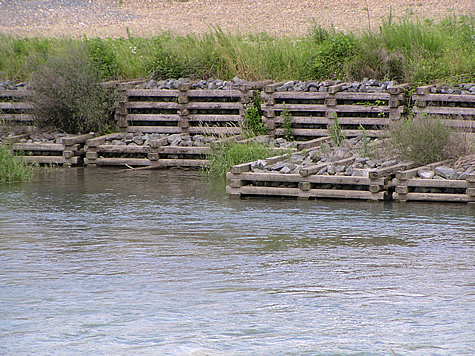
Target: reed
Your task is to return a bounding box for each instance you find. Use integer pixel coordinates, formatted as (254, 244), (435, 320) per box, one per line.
(0, 145), (38, 183)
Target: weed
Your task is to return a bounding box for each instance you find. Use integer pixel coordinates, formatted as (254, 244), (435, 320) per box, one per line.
(329, 113), (344, 146)
(243, 90), (267, 136)
(280, 102), (293, 141)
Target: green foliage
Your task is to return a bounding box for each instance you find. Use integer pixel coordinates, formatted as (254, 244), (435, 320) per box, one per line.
(243, 90), (267, 136)
(31, 42), (115, 134)
(205, 139), (275, 179)
(329, 113), (344, 146)
(85, 37), (119, 79)
(389, 115), (451, 165)
(280, 102), (293, 141)
(0, 145), (38, 183)
(313, 32), (358, 79)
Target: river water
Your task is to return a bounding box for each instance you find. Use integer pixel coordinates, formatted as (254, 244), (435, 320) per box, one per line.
(0, 168), (474, 355)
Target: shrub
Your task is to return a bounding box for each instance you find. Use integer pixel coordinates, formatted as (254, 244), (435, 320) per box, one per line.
(31, 43), (114, 134)
(389, 115), (452, 165)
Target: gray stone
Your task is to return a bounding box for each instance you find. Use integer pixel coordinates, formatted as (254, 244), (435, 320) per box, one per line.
(417, 169), (435, 179)
(434, 166), (457, 180)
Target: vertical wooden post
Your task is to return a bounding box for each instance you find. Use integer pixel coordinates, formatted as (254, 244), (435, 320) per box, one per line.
(178, 83), (190, 133)
(388, 83), (408, 121)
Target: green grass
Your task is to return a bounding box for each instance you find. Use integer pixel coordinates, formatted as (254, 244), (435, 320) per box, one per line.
(0, 145), (38, 183)
(205, 139), (276, 179)
(1, 14), (473, 84)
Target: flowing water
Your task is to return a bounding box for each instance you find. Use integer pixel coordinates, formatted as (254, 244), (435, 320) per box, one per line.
(0, 168), (474, 355)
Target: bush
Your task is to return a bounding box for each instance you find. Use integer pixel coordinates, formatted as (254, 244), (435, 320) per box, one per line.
(243, 90), (267, 136)
(389, 115), (452, 165)
(31, 43), (114, 134)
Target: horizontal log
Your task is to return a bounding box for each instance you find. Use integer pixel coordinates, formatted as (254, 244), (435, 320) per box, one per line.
(0, 114), (34, 122)
(228, 185), (386, 200)
(393, 192), (473, 203)
(0, 90), (33, 98)
(13, 143), (64, 151)
(126, 89), (180, 97)
(15, 155), (69, 165)
(263, 91), (328, 100)
(333, 92), (391, 101)
(227, 172), (303, 183)
(296, 137), (331, 150)
(62, 133), (94, 146)
(240, 80), (273, 91)
(86, 133), (126, 147)
(387, 83), (409, 95)
(86, 157), (152, 166)
(95, 144), (151, 154)
(125, 102), (179, 110)
(412, 93), (475, 103)
(401, 178), (468, 189)
(230, 163), (251, 174)
(0, 102), (33, 110)
(187, 114), (242, 122)
(157, 146), (210, 154)
(147, 159), (208, 167)
(127, 126), (183, 134)
(186, 90), (242, 99)
(368, 161), (416, 179)
(413, 106), (475, 117)
(271, 103), (328, 112)
(187, 126), (241, 135)
(127, 114), (180, 122)
(184, 102), (242, 110)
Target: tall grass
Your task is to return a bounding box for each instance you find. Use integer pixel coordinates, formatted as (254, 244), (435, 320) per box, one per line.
(0, 14), (474, 84)
(206, 139), (276, 179)
(0, 145), (38, 183)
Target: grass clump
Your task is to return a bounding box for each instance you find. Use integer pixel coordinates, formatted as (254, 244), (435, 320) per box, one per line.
(206, 139), (275, 179)
(389, 115), (452, 165)
(280, 102), (293, 141)
(329, 113), (344, 146)
(243, 90), (267, 136)
(30, 42), (115, 134)
(0, 145), (38, 183)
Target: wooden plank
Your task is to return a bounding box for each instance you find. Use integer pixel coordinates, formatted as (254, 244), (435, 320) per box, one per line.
(413, 106), (475, 117)
(125, 102), (179, 110)
(126, 89), (180, 97)
(0, 102), (33, 110)
(296, 137), (331, 150)
(394, 192), (472, 203)
(184, 102), (242, 110)
(413, 93), (475, 103)
(148, 159), (208, 167)
(272, 103), (328, 112)
(62, 133), (94, 146)
(157, 146), (210, 154)
(396, 161), (451, 180)
(227, 172), (303, 183)
(334, 92), (391, 101)
(187, 126), (241, 135)
(0, 114), (35, 122)
(368, 161), (416, 179)
(127, 114), (180, 122)
(127, 126), (183, 134)
(186, 90), (242, 99)
(187, 114), (242, 122)
(266, 92), (328, 100)
(86, 133), (126, 147)
(0, 90), (33, 98)
(403, 178), (468, 189)
(230, 163), (251, 174)
(95, 145), (151, 154)
(13, 143), (64, 151)
(87, 157), (152, 166)
(16, 156), (67, 164)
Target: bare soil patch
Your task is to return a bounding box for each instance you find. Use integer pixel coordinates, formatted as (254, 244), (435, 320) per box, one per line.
(0, 0), (473, 38)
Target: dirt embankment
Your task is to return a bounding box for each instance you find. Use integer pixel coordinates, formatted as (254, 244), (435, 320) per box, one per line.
(0, 0), (473, 38)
